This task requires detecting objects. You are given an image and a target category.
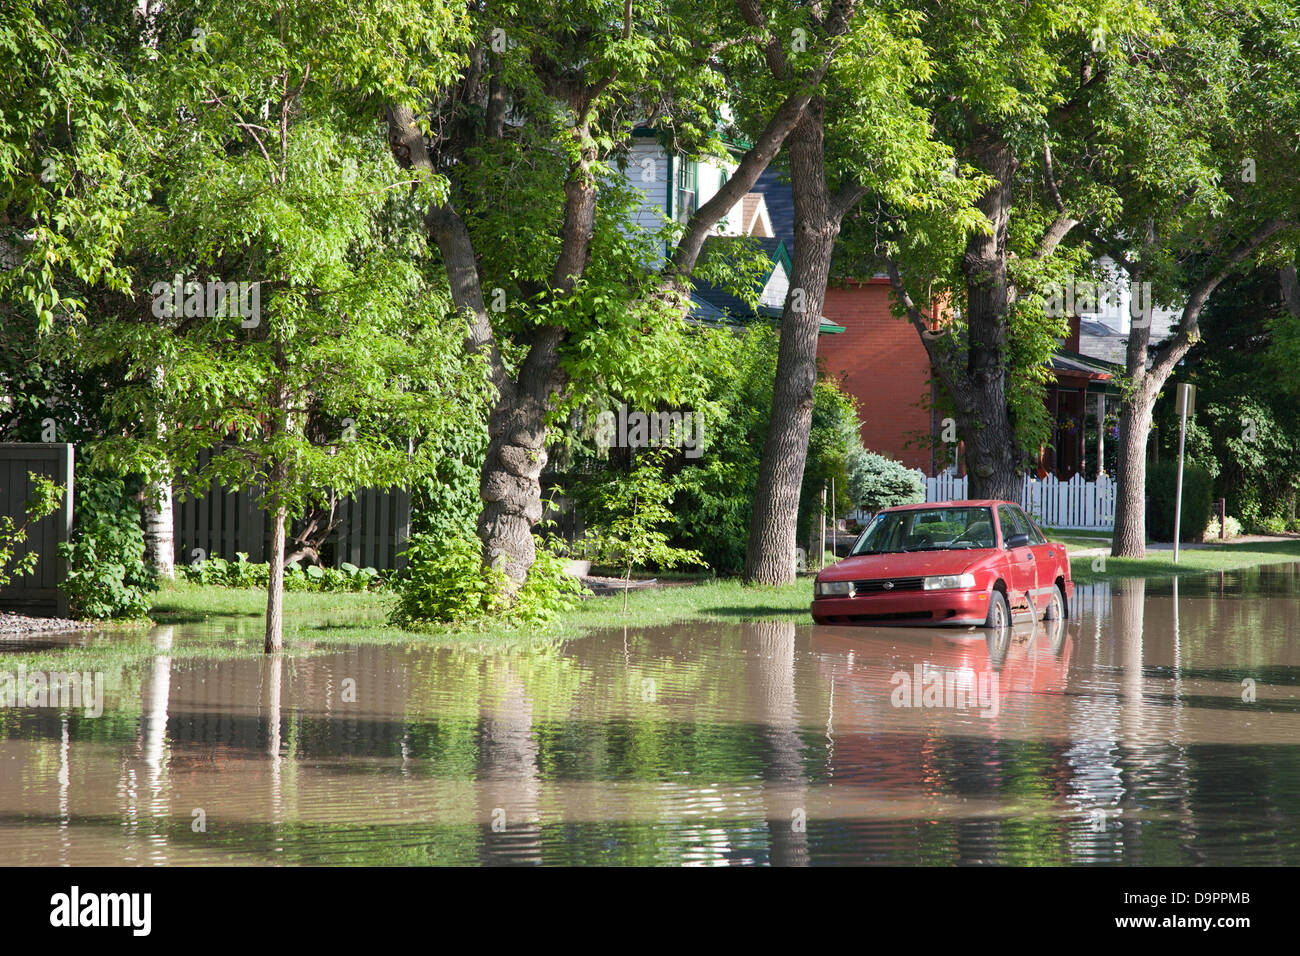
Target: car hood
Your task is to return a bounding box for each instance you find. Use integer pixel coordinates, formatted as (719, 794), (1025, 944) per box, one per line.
(818, 549), (998, 581)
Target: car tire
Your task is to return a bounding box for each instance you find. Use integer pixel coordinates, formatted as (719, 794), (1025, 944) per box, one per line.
(1043, 583), (1066, 621)
(985, 589), (1009, 629)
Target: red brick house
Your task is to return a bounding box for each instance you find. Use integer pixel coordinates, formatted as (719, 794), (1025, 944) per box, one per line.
(820, 277), (938, 472)
(755, 169), (1121, 480)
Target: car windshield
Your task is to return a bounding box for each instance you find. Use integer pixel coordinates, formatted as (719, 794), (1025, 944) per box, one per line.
(850, 506), (996, 555)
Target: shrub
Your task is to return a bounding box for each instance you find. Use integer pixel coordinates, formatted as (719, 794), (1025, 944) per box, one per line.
(58, 472), (155, 619)
(506, 545), (589, 626)
(390, 532), (586, 629)
(849, 450), (925, 512)
(578, 324), (871, 574)
(389, 533), (500, 627)
(1203, 514), (1243, 539)
(1252, 515), (1289, 535)
(178, 554), (383, 591)
(582, 450), (705, 611)
(1147, 461), (1213, 543)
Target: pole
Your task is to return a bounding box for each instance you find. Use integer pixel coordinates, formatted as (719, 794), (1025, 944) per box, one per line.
(820, 484), (827, 571)
(1173, 397), (1188, 563)
(830, 477), (837, 559)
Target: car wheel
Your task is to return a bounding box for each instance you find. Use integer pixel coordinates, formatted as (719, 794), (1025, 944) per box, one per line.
(1043, 584), (1065, 621)
(985, 589), (1009, 629)
(1047, 613), (1068, 655)
(987, 624), (1011, 669)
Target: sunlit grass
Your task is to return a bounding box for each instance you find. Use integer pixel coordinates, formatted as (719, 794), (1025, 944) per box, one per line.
(3, 576), (816, 671)
(1070, 538), (1300, 583)
(152, 576), (816, 634)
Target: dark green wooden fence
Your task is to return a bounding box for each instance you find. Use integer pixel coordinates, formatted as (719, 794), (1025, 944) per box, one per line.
(0, 443), (74, 616)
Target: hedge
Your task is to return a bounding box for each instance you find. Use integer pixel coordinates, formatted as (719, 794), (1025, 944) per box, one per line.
(1147, 460), (1213, 543)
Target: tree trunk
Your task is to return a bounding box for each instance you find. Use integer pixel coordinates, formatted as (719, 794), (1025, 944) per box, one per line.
(1109, 258), (1156, 558)
(959, 400), (1021, 500)
(142, 364), (175, 578)
(264, 502), (287, 653)
(142, 479), (175, 579)
(744, 100), (840, 585)
(955, 129), (1021, 500)
(1111, 385), (1154, 557)
(264, 343), (290, 653)
(478, 393), (551, 583)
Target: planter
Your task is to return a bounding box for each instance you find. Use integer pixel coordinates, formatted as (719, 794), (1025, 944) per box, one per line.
(562, 559), (591, 579)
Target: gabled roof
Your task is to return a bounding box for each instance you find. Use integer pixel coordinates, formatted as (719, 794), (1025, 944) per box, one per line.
(754, 167), (795, 251)
(686, 235), (844, 334)
(690, 236), (789, 320)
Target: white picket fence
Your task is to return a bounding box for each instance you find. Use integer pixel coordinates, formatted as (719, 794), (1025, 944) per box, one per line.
(924, 472), (1116, 530)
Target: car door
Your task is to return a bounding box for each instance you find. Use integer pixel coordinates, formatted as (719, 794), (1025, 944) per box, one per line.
(997, 505), (1037, 615)
(1016, 506), (1058, 612)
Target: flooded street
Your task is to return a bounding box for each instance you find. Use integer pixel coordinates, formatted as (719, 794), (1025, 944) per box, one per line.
(2, 567), (1299, 866)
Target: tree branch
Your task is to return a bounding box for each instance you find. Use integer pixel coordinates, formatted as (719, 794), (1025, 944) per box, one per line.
(1149, 217), (1292, 384)
(1280, 263), (1300, 319)
(886, 260), (931, 336)
(736, 0), (791, 80)
(668, 86), (816, 277)
(1032, 139), (1079, 259)
(829, 179), (868, 224)
(385, 104), (509, 395)
(1033, 213), (1080, 261)
(887, 260), (963, 384)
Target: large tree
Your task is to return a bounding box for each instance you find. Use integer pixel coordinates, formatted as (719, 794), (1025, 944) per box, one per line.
(86, 0), (474, 651)
(870, 0), (1158, 500)
(386, 0), (839, 586)
(739, 0), (964, 584)
(1086, 0), (1300, 556)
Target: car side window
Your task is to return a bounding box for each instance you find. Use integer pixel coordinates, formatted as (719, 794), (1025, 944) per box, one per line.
(1015, 507), (1047, 545)
(998, 506), (1026, 546)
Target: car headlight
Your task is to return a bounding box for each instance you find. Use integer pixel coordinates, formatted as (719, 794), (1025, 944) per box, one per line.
(922, 573), (976, 590)
(815, 580), (855, 597)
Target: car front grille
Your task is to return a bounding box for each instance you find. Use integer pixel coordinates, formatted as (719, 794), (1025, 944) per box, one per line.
(852, 576), (925, 593)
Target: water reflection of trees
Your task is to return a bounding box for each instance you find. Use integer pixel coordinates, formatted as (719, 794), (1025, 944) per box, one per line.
(7, 568), (1300, 864)
(746, 621), (808, 866)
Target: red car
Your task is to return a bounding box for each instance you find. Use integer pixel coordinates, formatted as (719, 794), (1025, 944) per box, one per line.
(811, 499), (1074, 628)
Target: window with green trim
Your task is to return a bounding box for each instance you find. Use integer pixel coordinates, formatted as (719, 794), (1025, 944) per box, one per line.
(676, 160), (697, 222)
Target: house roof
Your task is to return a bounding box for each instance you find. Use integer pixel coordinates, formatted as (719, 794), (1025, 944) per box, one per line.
(754, 168), (795, 251)
(687, 236), (844, 334)
(690, 236), (788, 319)
(1049, 349), (1123, 394)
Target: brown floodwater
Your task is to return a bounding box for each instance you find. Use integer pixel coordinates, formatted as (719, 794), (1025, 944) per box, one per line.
(2, 566), (1299, 865)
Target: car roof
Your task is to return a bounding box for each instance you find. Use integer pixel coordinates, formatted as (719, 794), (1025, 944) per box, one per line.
(880, 499), (1013, 511)
(883, 502), (1013, 509)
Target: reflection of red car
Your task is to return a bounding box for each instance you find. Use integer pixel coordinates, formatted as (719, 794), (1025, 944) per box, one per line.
(811, 500), (1075, 627)
(809, 614), (1077, 732)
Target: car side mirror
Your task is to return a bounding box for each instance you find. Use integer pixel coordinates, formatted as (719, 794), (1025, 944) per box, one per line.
(1005, 533), (1030, 549)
